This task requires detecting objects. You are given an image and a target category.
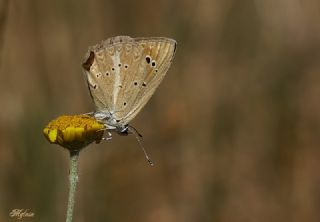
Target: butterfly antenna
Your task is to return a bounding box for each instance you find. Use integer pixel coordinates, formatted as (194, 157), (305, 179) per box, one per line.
(128, 126), (154, 166)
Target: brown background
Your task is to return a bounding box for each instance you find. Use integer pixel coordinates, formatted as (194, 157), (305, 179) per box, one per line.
(1, 0), (320, 221)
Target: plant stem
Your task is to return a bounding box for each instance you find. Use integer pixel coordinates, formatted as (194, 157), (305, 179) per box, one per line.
(66, 150), (80, 222)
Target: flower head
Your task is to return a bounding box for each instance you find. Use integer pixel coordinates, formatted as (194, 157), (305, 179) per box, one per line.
(43, 115), (105, 150)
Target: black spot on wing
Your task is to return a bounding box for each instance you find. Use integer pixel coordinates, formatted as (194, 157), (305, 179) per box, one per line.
(146, 56), (151, 64)
(82, 51), (95, 71)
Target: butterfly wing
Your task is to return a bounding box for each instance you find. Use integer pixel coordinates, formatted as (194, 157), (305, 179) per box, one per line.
(115, 37), (176, 124)
(82, 36), (176, 125)
(82, 36), (140, 113)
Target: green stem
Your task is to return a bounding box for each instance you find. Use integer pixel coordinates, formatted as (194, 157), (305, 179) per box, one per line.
(66, 150), (80, 222)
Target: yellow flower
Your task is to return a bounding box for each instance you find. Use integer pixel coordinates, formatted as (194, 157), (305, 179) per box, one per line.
(43, 115), (105, 150)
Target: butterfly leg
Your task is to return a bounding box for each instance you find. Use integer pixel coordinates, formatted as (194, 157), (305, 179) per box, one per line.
(102, 131), (113, 141)
(82, 111), (95, 116)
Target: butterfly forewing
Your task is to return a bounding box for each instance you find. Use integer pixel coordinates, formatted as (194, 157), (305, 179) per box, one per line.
(119, 38), (176, 123)
(82, 36), (176, 127)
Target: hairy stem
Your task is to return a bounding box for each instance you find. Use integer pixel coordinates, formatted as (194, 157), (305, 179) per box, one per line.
(66, 150), (80, 222)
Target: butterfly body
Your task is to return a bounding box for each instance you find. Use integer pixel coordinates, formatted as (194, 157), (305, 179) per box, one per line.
(82, 36), (176, 135)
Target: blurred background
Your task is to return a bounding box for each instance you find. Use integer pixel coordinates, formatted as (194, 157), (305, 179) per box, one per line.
(1, 0), (320, 221)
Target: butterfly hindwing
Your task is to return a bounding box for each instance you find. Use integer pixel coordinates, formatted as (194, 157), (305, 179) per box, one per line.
(83, 36), (140, 113)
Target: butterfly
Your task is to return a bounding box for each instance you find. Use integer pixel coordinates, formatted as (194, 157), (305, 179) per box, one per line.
(82, 36), (176, 161)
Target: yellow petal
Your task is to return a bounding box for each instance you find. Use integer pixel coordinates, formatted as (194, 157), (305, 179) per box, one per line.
(48, 129), (58, 143)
